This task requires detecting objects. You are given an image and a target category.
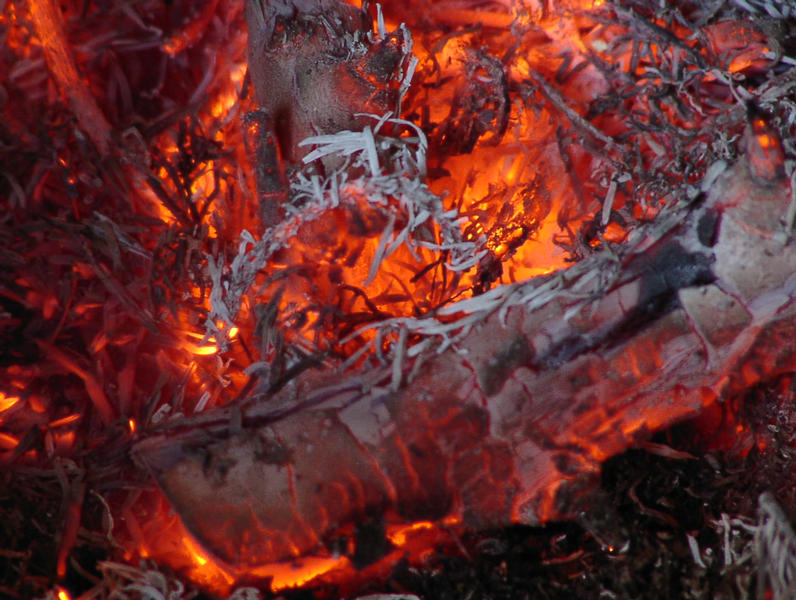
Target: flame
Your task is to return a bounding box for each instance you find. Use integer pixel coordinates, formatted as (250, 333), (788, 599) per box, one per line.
(251, 556), (350, 591)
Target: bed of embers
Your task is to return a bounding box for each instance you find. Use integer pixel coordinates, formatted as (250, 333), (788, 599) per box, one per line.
(2, 0), (796, 598)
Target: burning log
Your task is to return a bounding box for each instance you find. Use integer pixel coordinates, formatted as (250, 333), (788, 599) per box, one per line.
(136, 149), (796, 575)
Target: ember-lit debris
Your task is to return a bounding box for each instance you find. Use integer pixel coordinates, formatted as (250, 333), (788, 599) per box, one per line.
(1, 0), (796, 599)
(136, 144), (796, 592)
(11, 378), (795, 600)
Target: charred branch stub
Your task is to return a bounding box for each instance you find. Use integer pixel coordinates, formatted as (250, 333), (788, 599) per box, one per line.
(2, 0), (796, 599)
(244, 0), (414, 226)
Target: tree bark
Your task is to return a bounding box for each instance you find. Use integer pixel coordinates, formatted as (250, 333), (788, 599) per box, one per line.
(135, 156), (796, 568)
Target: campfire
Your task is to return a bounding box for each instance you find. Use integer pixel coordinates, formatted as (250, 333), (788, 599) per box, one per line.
(2, 0), (796, 598)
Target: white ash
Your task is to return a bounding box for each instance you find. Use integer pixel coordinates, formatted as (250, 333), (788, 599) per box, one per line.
(204, 112), (485, 351)
(712, 492), (796, 600)
(731, 0), (795, 18)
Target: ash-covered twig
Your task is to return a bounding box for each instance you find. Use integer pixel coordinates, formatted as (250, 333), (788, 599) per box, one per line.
(528, 71), (619, 154)
(754, 493), (796, 600)
(206, 114), (483, 351)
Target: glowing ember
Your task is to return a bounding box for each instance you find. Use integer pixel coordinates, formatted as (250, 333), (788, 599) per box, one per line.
(0, 432), (20, 450)
(0, 392), (20, 413)
(252, 557), (350, 591)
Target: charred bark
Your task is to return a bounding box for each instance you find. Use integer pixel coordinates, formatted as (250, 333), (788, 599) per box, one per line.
(244, 0), (413, 226)
(135, 157), (796, 569)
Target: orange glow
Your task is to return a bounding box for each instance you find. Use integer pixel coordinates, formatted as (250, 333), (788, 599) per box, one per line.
(0, 432), (19, 450)
(28, 395), (46, 413)
(133, 495), (350, 592)
(27, 0), (112, 152)
(387, 521), (435, 546)
(182, 534), (210, 567)
(729, 57), (755, 73)
(0, 392), (20, 413)
(215, 321), (239, 339)
(12, 0), (774, 595)
(757, 134), (774, 150)
(48, 414), (80, 428)
(129, 497), (237, 591)
(121, 0), (725, 589)
(190, 344), (218, 356)
(54, 430), (76, 449)
(210, 62), (247, 119)
(603, 222), (627, 244)
(252, 556), (349, 591)
(57, 588), (70, 600)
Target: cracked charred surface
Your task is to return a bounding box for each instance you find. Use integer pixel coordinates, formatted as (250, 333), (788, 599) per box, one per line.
(135, 157), (796, 570)
(244, 0), (412, 226)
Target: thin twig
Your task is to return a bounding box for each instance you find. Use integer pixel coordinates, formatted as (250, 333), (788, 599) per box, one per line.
(528, 70), (619, 153)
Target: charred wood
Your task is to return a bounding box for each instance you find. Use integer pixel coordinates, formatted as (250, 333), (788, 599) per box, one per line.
(244, 0), (414, 226)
